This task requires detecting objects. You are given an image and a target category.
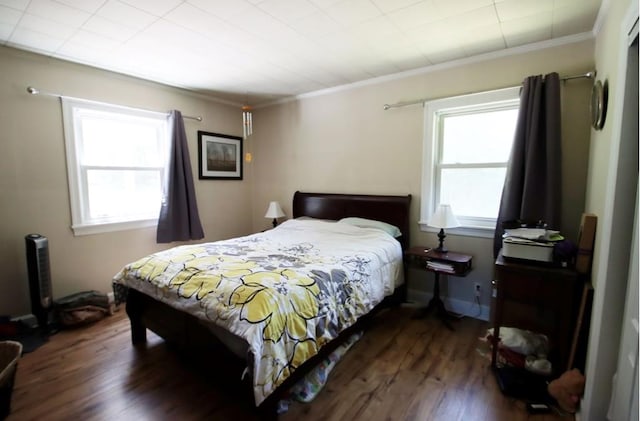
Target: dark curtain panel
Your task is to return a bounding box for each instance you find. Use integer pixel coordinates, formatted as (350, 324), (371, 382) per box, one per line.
(157, 110), (205, 243)
(493, 73), (561, 257)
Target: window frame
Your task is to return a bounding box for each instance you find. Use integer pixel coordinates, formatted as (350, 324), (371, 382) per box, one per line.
(61, 97), (169, 236)
(420, 87), (520, 238)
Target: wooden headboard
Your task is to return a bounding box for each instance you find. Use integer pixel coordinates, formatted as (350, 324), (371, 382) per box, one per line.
(292, 191), (412, 250)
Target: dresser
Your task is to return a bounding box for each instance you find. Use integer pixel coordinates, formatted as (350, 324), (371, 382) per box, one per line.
(491, 251), (583, 375)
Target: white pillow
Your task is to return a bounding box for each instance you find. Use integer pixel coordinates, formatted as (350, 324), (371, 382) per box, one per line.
(295, 216), (336, 222)
(338, 217), (402, 237)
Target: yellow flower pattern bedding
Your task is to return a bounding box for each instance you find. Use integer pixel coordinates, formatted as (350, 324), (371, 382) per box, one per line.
(113, 218), (403, 405)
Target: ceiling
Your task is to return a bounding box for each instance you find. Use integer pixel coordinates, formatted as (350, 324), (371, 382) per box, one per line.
(0, 0), (601, 106)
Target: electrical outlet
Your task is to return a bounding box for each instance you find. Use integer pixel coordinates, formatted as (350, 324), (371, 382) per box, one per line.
(474, 282), (481, 298)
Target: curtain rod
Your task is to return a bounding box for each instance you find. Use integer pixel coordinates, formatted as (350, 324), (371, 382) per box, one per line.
(26, 86), (203, 121)
(382, 70), (596, 110)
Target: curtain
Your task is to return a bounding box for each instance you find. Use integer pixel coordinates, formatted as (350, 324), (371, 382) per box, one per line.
(157, 110), (205, 243)
(493, 73), (562, 257)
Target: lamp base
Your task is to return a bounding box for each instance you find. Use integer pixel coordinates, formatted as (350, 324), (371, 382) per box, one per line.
(272, 218), (278, 228)
(435, 228), (448, 253)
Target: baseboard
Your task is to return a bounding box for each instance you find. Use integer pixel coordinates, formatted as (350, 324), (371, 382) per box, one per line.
(407, 288), (490, 321)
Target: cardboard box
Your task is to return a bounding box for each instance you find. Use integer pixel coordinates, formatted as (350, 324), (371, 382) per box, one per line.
(576, 214), (597, 275)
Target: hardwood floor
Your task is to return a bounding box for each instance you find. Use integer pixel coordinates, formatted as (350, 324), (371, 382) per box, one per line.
(7, 305), (574, 420)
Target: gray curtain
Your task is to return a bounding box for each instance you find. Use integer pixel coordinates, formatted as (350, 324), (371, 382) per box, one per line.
(157, 110), (204, 243)
(493, 73), (561, 257)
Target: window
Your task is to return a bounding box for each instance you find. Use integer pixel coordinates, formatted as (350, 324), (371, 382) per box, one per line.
(62, 98), (169, 236)
(420, 87), (520, 237)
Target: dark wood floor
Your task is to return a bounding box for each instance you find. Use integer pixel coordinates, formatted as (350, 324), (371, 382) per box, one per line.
(7, 305), (574, 420)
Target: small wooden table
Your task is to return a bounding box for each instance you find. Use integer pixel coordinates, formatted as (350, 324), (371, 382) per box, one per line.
(405, 247), (472, 330)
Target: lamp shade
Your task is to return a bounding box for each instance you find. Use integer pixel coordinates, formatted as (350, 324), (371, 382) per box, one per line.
(428, 204), (460, 229)
(264, 201), (285, 219)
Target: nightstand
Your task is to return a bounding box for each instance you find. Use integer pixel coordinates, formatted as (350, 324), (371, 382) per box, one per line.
(405, 246), (472, 330)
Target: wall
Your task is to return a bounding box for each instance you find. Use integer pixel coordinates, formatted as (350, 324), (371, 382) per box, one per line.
(581, 0), (638, 418)
(252, 39), (594, 313)
(0, 46), (253, 316)
(0, 36), (596, 318)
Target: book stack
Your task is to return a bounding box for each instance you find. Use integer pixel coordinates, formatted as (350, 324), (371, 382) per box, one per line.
(426, 260), (454, 272)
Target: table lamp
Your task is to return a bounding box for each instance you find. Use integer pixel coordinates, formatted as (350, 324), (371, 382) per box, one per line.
(428, 204), (460, 253)
(265, 201), (285, 228)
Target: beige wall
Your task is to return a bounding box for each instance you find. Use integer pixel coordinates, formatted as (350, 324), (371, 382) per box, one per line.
(0, 46), (253, 316)
(0, 37), (595, 317)
(253, 39), (594, 309)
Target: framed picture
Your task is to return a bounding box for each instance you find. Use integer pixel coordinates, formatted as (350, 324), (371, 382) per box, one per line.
(197, 131), (243, 180)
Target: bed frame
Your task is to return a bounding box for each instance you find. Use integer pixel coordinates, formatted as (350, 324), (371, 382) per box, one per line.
(125, 191), (412, 418)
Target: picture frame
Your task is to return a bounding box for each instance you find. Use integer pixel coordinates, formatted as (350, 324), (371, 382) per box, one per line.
(197, 131), (243, 180)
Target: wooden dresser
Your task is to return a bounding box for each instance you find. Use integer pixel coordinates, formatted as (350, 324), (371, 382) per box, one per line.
(491, 251), (583, 375)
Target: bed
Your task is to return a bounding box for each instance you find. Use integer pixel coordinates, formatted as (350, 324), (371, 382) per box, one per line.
(113, 191), (411, 415)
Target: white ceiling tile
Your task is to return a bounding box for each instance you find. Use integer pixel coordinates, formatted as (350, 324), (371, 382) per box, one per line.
(66, 28), (120, 49)
(309, 0), (343, 9)
(27, 0), (91, 26)
(495, 0), (553, 22)
(503, 29), (550, 48)
(97, 0), (158, 30)
(0, 5), (21, 25)
(165, 3), (255, 47)
(355, 54), (400, 76)
(186, 0), (253, 20)
(0, 0), (29, 11)
(424, 46), (467, 64)
(387, 0), (443, 29)
(119, 0), (183, 16)
(432, 0), (493, 19)
(370, 0), (422, 14)
(363, 29), (412, 51)
(445, 5), (498, 30)
(501, 12), (552, 47)
(257, 0), (318, 23)
(403, 6), (498, 44)
(463, 37), (505, 56)
(552, 4), (598, 37)
(554, 0), (601, 9)
(231, 7), (303, 46)
(53, 0), (105, 13)
(18, 13), (77, 39)
(392, 53), (432, 71)
(56, 41), (115, 63)
(287, 10), (342, 38)
(82, 15), (138, 41)
(324, 0), (381, 27)
(0, 22), (14, 39)
(348, 15), (397, 39)
(137, 19), (211, 52)
(462, 22), (504, 44)
(9, 27), (65, 52)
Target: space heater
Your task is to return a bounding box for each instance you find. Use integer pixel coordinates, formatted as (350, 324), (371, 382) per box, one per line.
(25, 234), (52, 331)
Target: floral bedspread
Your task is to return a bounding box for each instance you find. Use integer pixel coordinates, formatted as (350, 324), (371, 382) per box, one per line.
(112, 218), (403, 405)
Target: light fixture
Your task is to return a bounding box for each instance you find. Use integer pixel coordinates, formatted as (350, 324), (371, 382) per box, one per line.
(242, 104), (253, 162)
(242, 105), (253, 138)
(264, 201), (285, 228)
(428, 204), (460, 253)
